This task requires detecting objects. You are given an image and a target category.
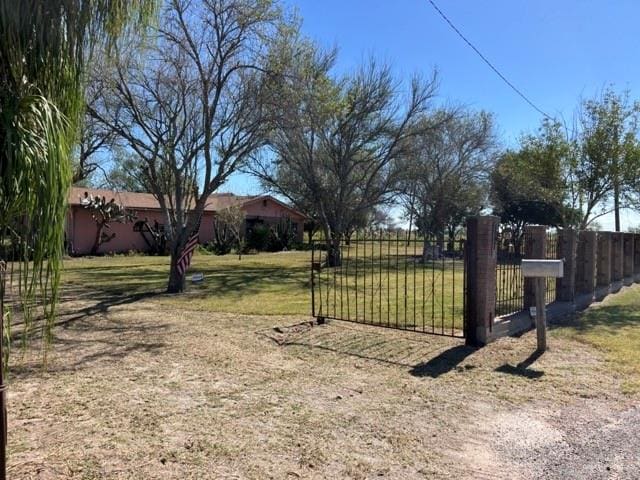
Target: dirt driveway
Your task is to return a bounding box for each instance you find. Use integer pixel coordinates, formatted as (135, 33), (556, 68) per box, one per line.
(7, 295), (639, 479)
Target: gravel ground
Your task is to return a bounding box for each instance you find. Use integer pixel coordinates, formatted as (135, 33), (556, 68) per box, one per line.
(490, 400), (640, 480)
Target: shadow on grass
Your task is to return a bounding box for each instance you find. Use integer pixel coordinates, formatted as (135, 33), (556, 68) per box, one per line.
(65, 262), (312, 301)
(495, 349), (545, 379)
(10, 293), (170, 379)
(271, 321), (469, 375)
(409, 344), (477, 378)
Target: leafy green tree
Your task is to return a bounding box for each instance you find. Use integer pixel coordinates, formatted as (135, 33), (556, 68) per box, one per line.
(100, 148), (149, 193)
(575, 88), (640, 230)
(491, 120), (580, 239)
(0, 0), (154, 476)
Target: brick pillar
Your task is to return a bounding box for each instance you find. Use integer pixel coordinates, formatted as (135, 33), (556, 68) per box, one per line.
(556, 229), (577, 302)
(623, 233), (634, 285)
(611, 232), (624, 292)
(635, 234), (640, 283)
(596, 232), (611, 300)
(523, 225), (546, 309)
(465, 215), (499, 346)
(574, 230), (597, 306)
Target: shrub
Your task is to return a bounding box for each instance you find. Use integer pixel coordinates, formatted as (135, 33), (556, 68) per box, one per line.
(247, 225), (270, 251)
(266, 217), (296, 252)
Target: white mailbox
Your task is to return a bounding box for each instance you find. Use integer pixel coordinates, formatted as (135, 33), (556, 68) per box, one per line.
(521, 259), (564, 278)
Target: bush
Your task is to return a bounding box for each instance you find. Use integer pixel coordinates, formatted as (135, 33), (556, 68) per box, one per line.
(266, 217), (296, 252)
(203, 240), (233, 256)
(247, 225), (270, 251)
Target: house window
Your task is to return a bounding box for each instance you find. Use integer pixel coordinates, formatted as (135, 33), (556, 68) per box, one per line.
(263, 199), (267, 207)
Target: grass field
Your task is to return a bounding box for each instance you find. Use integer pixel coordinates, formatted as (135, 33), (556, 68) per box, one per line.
(62, 246), (466, 333)
(554, 286), (640, 393)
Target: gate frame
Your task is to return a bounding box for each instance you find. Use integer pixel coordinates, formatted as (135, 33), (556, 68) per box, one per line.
(310, 232), (467, 339)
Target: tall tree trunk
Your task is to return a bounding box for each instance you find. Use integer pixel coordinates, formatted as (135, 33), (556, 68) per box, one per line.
(614, 181), (621, 232)
(422, 238), (431, 263)
(326, 235), (342, 267)
(167, 251), (186, 293)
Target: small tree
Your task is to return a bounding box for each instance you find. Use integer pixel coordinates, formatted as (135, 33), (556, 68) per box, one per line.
(212, 205), (246, 257)
(80, 192), (135, 255)
(267, 216), (296, 251)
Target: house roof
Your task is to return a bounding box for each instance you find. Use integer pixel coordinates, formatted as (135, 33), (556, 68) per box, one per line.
(68, 187), (306, 219)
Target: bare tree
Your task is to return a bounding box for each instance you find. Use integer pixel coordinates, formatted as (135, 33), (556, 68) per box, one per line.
(252, 41), (438, 266)
(72, 55), (124, 185)
(92, 0), (288, 292)
(399, 109), (496, 258)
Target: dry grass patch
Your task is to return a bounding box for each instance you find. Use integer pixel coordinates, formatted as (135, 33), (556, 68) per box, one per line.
(6, 291), (633, 479)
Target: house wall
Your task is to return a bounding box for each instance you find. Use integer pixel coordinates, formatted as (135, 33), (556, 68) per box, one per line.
(241, 199), (305, 242)
(66, 197), (305, 255)
(67, 207), (217, 255)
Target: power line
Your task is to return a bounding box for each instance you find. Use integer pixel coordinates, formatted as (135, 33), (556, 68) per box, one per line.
(425, 0), (553, 120)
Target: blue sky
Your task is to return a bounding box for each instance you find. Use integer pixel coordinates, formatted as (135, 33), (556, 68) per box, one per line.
(226, 0), (640, 229)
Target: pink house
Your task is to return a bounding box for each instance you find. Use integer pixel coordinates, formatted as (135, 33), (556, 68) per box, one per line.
(66, 187), (306, 255)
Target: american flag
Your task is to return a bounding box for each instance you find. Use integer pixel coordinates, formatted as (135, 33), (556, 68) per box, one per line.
(176, 218), (201, 277)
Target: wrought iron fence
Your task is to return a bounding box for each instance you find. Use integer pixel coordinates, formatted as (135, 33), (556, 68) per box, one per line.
(495, 229), (527, 317)
(311, 232), (466, 338)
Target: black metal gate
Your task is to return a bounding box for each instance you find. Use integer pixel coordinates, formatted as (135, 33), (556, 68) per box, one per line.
(311, 232), (466, 338)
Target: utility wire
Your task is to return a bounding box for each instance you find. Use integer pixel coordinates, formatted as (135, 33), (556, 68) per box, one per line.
(425, 0), (553, 120)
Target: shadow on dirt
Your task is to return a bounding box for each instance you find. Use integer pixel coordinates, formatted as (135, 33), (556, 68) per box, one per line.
(495, 349), (545, 379)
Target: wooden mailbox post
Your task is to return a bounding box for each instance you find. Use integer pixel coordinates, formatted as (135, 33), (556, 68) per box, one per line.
(521, 259), (564, 352)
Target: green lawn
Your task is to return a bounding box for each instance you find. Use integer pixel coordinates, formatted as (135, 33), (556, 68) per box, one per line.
(553, 286), (640, 393)
(314, 241), (465, 333)
(62, 250), (314, 315)
(62, 246), (465, 332)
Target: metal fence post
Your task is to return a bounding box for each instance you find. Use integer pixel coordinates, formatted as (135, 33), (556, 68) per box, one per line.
(465, 215), (498, 346)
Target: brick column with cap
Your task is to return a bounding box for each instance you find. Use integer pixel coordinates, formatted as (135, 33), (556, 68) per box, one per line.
(623, 233), (634, 285)
(523, 226), (546, 309)
(635, 234), (640, 283)
(465, 215), (499, 346)
(574, 230), (597, 307)
(611, 232), (624, 292)
(596, 232), (612, 301)
(556, 229), (577, 302)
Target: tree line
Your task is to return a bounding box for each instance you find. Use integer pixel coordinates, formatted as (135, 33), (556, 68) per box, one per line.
(69, 0), (640, 281)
